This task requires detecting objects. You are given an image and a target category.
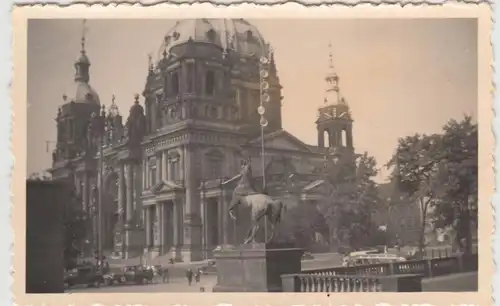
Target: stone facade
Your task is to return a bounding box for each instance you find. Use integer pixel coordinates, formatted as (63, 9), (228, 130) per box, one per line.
(49, 19), (356, 262)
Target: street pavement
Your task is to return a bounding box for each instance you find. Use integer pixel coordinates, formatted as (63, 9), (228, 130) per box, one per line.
(66, 275), (218, 293)
(72, 249), (476, 293)
(66, 272), (477, 293)
(422, 272), (478, 292)
(68, 255), (343, 293)
(66, 252), (477, 294)
(107, 253), (343, 279)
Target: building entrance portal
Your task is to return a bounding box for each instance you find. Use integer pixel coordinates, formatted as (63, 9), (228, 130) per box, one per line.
(162, 201), (175, 255)
(206, 198), (220, 250)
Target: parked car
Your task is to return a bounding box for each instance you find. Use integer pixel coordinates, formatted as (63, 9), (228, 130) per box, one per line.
(122, 265), (154, 285)
(64, 265), (104, 288)
(302, 252), (314, 260)
(102, 271), (124, 286)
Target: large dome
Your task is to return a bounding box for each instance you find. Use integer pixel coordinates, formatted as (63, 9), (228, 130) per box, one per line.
(66, 81), (100, 104)
(157, 18), (270, 61)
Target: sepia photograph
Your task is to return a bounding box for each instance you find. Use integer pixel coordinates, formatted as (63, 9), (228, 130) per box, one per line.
(19, 7), (488, 300)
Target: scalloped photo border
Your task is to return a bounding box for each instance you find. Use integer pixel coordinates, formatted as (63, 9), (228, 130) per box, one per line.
(5, 2), (494, 306)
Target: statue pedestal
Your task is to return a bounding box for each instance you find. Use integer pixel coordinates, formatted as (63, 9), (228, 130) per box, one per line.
(212, 243), (304, 292)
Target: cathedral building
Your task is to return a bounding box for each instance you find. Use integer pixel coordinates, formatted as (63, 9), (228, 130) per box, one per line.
(49, 19), (356, 262)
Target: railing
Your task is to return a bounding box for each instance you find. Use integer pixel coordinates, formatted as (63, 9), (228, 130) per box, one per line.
(281, 274), (423, 292)
(282, 254), (478, 292)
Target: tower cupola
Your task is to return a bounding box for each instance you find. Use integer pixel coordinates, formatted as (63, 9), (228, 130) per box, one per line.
(316, 42), (354, 150)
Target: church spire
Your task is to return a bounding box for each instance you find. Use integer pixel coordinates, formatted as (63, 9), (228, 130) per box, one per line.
(324, 42), (344, 105)
(74, 19), (91, 83)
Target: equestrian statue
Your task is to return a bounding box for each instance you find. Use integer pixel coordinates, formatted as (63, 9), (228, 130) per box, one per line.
(222, 157), (289, 245)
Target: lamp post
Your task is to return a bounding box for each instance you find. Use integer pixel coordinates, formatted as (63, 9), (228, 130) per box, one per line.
(90, 106), (106, 274)
(258, 50), (272, 241)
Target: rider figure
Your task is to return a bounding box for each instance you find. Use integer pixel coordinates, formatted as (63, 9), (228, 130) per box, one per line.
(226, 156), (259, 218)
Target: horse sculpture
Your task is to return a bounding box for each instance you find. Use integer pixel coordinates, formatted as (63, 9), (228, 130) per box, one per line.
(223, 158), (288, 244)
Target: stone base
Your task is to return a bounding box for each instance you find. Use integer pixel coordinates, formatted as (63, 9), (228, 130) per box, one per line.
(124, 229), (145, 259)
(212, 243), (304, 292)
(169, 246), (184, 262)
(180, 246), (203, 263)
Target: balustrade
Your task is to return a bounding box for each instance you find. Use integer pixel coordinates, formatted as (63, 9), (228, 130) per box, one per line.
(281, 274), (423, 292)
(283, 254), (478, 293)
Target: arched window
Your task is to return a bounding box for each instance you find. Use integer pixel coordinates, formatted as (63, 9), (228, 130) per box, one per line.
(149, 157), (157, 187)
(206, 29), (216, 42)
(171, 72), (179, 96)
(205, 70), (215, 96)
(206, 149), (224, 179)
(168, 151), (181, 182)
(324, 130), (330, 147)
(186, 64), (194, 93)
(341, 129), (347, 147)
(67, 119), (74, 140)
(246, 30), (253, 41)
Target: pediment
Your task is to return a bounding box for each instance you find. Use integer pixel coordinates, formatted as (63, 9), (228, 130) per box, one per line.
(249, 130), (312, 153)
(151, 180), (184, 194)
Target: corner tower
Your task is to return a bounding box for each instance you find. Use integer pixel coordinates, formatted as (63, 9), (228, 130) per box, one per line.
(316, 42), (354, 151)
(53, 19), (100, 165)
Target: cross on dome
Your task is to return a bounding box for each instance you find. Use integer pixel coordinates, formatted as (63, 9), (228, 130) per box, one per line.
(81, 19), (87, 55)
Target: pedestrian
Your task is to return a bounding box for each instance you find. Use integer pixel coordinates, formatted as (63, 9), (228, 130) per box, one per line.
(162, 266), (169, 283)
(104, 261), (110, 274)
(186, 268), (193, 286)
(194, 269), (200, 284)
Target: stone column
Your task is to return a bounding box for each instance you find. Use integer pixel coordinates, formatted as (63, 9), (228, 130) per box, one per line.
(199, 195), (206, 257)
(182, 145), (202, 261)
(221, 188), (231, 245)
(155, 203), (162, 253)
(82, 172), (89, 213)
(172, 201), (178, 247)
(162, 151), (167, 182)
(347, 129), (353, 148)
(166, 153), (172, 181)
(217, 195), (224, 246)
(142, 160), (146, 189)
(145, 206), (151, 248)
(156, 153), (162, 184)
(116, 164), (125, 256)
(179, 151), (185, 181)
(124, 162), (134, 257)
(160, 202), (167, 254)
(171, 199), (183, 262)
(118, 164), (125, 220)
(125, 163), (134, 224)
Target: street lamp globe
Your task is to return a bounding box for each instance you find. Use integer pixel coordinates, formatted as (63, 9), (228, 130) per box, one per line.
(261, 93), (270, 103)
(259, 117), (268, 127)
(257, 106), (266, 115)
(261, 81), (269, 91)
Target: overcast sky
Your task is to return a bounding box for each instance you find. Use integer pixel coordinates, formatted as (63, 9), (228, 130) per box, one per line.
(27, 18), (477, 182)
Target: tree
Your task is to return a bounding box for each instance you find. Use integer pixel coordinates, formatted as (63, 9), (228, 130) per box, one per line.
(28, 171), (52, 181)
(28, 174), (88, 269)
(319, 150), (382, 252)
(430, 115), (478, 254)
(275, 201), (329, 250)
(386, 115), (478, 256)
(63, 190), (87, 270)
(386, 133), (443, 257)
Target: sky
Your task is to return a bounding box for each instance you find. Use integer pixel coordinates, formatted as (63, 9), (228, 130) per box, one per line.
(27, 18), (478, 182)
